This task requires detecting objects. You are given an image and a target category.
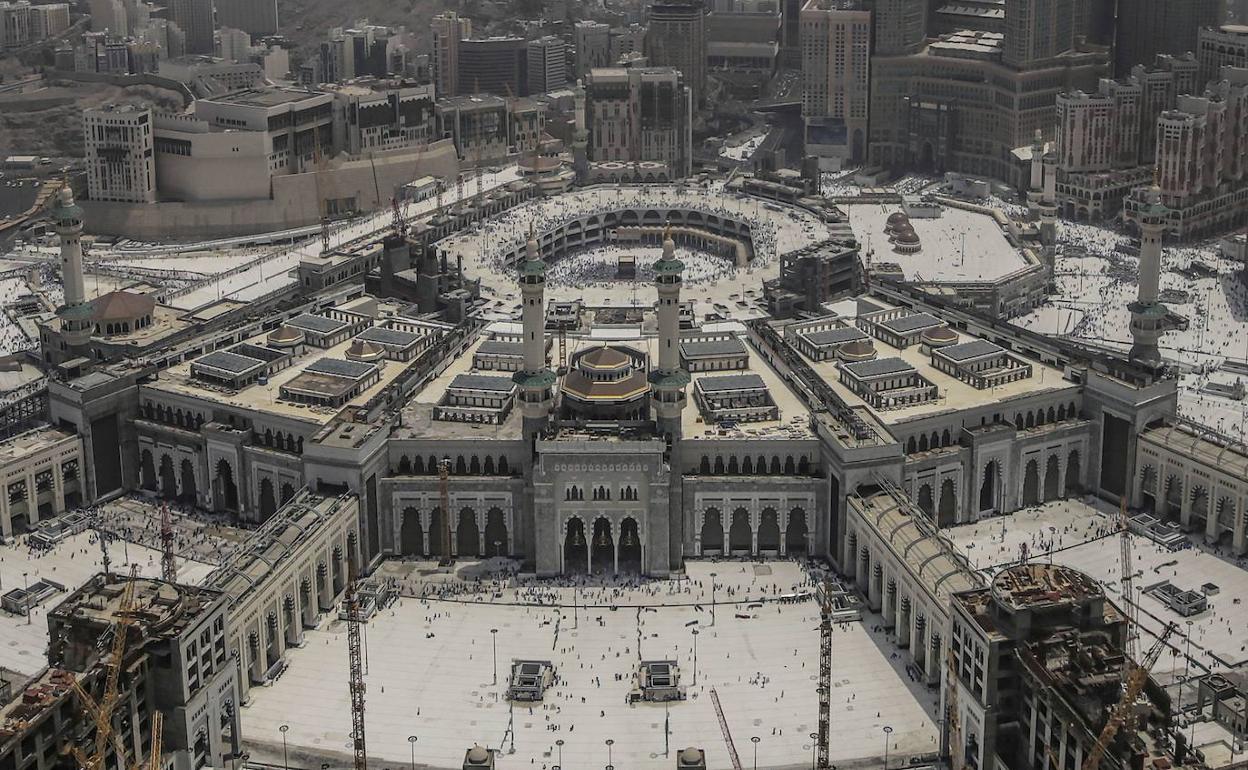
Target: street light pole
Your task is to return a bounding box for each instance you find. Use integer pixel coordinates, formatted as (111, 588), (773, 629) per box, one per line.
(279, 724), (289, 770)
(556, 739), (564, 767)
(606, 738), (614, 766)
(752, 736), (760, 770)
(408, 735), (417, 770)
(22, 572), (29, 625)
(710, 572), (717, 626)
(692, 628), (699, 685)
(810, 732), (819, 770)
(491, 628), (499, 685)
(884, 725), (893, 770)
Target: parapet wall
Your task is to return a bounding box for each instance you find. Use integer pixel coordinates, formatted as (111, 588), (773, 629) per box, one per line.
(80, 140), (460, 240)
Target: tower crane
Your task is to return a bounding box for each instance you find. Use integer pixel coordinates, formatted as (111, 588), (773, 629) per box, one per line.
(816, 574), (834, 769)
(438, 458), (453, 566)
(345, 557), (368, 770)
(1118, 496), (1138, 664)
(946, 647), (964, 770)
(160, 503), (177, 583)
(71, 566), (154, 770)
(1081, 622), (1179, 770)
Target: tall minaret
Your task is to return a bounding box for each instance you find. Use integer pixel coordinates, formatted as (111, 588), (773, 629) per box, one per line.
(649, 227), (690, 439)
(1026, 129), (1045, 221)
(52, 185), (93, 350)
(514, 225), (555, 437)
(1128, 182), (1169, 364)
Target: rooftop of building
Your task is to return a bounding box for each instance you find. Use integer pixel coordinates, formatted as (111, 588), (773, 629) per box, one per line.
(200, 86), (329, 108)
(49, 573), (223, 643)
(800, 299), (1076, 426)
(0, 426), (77, 465)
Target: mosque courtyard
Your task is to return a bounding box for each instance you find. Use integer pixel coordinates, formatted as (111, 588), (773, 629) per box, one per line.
(241, 560), (942, 770)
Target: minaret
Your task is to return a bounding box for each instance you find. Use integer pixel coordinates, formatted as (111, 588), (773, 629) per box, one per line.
(649, 227), (690, 439)
(52, 185), (93, 350)
(1039, 146), (1059, 276)
(514, 225), (555, 437)
(571, 79), (589, 185)
(1026, 129), (1045, 221)
(1128, 182), (1169, 364)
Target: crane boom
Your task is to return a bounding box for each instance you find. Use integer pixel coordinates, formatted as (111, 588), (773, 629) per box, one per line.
(1118, 496), (1137, 664)
(1080, 623), (1178, 770)
(817, 575), (833, 769)
(346, 559), (368, 770)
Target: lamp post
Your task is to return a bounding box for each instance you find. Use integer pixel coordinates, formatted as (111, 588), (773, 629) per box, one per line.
(491, 628), (499, 685)
(606, 738), (614, 766)
(810, 732), (819, 770)
(883, 725), (893, 770)
(279, 725), (289, 770)
(556, 739), (564, 767)
(408, 735), (417, 770)
(22, 572), (29, 625)
(692, 628), (699, 685)
(710, 572), (718, 626)
(751, 736), (760, 770)
(1185, 619), (1195, 748)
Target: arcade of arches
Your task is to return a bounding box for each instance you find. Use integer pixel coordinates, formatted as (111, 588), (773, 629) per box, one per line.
(398, 505), (514, 558)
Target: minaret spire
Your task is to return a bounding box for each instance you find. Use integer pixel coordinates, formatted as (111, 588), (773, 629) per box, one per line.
(1128, 178), (1171, 364)
(52, 184), (93, 351)
(515, 224), (555, 436)
(649, 223), (689, 439)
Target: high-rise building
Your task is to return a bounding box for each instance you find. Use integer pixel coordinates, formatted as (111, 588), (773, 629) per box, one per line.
(83, 104), (157, 204)
(865, 0), (924, 55)
(801, 0), (872, 165)
(432, 11), (471, 98)
(217, 26), (250, 62)
(30, 3), (70, 39)
(1003, 0), (1075, 67)
(1198, 24), (1248, 84)
(869, 30), (1109, 183)
(574, 20), (611, 78)
(165, 0), (214, 54)
(0, 1), (31, 48)
(458, 36), (527, 96)
(645, 0), (707, 106)
(1114, 0), (1227, 75)
(584, 66), (693, 177)
(215, 0), (277, 36)
(1055, 79), (1142, 173)
(609, 24), (646, 62)
(527, 35), (568, 94)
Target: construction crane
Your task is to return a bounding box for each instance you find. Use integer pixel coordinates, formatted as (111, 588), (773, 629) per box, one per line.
(946, 647), (964, 770)
(71, 566), (141, 770)
(1118, 496), (1138, 664)
(160, 503), (176, 584)
(816, 575), (833, 769)
(710, 688), (744, 770)
(438, 458), (453, 566)
(344, 559), (368, 770)
(1081, 622), (1178, 770)
(314, 142), (332, 252)
(391, 196), (406, 238)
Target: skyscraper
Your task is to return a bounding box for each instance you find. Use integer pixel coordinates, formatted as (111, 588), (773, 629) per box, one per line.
(645, 0), (707, 106)
(214, 0), (277, 36)
(527, 36), (568, 94)
(432, 11), (472, 99)
(865, 0), (924, 55)
(1003, 0), (1075, 68)
(165, 0), (214, 54)
(801, 0), (872, 165)
(574, 20), (611, 78)
(1114, 0), (1227, 75)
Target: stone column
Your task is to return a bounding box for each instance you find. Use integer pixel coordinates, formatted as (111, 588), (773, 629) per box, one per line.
(1206, 496), (1220, 542)
(750, 507), (759, 555)
(1234, 499), (1246, 555)
(52, 465), (65, 515)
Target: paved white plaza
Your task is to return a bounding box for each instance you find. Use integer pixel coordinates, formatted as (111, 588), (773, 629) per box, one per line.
(242, 561), (940, 770)
(944, 499), (1248, 674)
(0, 529), (215, 676)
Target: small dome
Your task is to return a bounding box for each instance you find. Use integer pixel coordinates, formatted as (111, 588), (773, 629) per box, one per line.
(579, 346), (631, 370)
(836, 340), (877, 362)
(346, 339), (386, 362)
(267, 326), (305, 348)
(466, 745), (490, 764)
(886, 212), (909, 225)
(894, 228), (920, 244)
(921, 326), (958, 346)
(680, 748), (704, 765)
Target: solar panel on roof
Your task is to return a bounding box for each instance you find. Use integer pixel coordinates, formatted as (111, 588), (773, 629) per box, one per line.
(356, 327), (421, 346)
(697, 374), (766, 393)
(680, 339), (747, 357)
(880, 313), (942, 334)
(477, 340), (525, 355)
(288, 313), (348, 334)
(450, 374), (516, 392)
(844, 357), (914, 378)
(802, 327), (868, 347)
(194, 351), (265, 375)
(305, 358), (376, 379)
(938, 339), (1004, 362)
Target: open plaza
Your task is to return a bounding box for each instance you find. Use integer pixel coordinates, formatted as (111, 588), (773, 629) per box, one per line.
(242, 560), (941, 770)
